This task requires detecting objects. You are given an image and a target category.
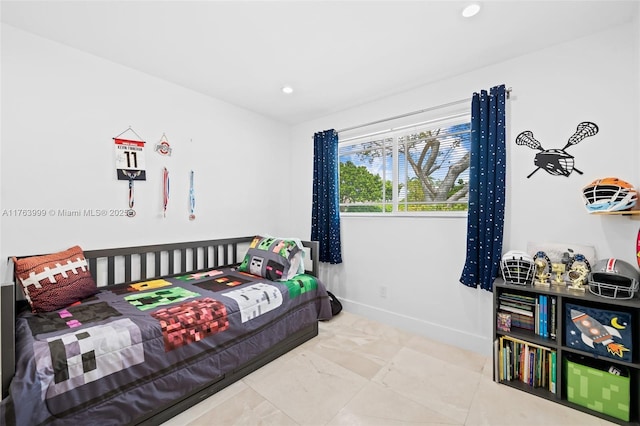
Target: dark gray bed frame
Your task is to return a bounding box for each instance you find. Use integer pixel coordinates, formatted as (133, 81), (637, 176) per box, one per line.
(1, 236), (320, 425)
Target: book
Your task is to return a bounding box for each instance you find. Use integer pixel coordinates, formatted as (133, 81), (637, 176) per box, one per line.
(497, 312), (511, 332)
(535, 298), (539, 335)
(499, 300), (534, 311)
(523, 345), (530, 384)
(541, 295), (548, 338)
(550, 296), (556, 340)
(506, 345), (512, 381)
(543, 352), (548, 388)
(499, 337), (504, 381)
(500, 293), (536, 305)
(529, 346), (535, 385)
(550, 351), (557, 394)
(499, 304), (534, 317)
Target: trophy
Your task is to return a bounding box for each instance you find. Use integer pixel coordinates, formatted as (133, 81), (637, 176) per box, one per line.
(533, 251), (550, 287)
(566, 254), (591, 292)
(551, 263), (566, 286)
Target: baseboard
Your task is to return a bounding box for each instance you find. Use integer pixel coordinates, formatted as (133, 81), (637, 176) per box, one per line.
(341, 299), (492, 356)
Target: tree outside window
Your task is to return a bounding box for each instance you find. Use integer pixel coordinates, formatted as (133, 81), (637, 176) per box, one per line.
(338, 119), (470, 213)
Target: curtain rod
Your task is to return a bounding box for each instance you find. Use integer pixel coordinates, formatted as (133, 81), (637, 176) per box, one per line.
(335, 87), (512, 135)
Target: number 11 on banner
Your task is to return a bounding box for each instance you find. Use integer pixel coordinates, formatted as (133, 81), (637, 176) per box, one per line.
(114, 138), (147, 181)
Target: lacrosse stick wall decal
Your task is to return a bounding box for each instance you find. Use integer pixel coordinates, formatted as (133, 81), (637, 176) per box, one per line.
(515, 122), (598, 178)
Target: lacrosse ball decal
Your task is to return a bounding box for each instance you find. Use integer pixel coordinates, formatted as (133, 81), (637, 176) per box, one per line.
(515, 122), (598, 178)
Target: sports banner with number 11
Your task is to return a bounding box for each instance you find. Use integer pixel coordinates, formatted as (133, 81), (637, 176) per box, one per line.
(114, 138), (146, 181)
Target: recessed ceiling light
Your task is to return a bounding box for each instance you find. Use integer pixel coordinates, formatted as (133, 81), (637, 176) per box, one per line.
(462, 3), (481, 18)
(282, 86), (294, 94)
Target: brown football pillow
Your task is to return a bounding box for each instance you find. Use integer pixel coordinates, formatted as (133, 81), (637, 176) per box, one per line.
(13, 245), (98, 313)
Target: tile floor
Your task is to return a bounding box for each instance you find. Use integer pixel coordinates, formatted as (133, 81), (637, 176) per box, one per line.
(162, 311), (617, 426)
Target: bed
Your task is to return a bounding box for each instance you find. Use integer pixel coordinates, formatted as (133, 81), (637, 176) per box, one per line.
(0, 236), (332, 425)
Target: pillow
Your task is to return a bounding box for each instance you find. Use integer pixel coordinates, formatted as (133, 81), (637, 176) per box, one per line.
(13, 245), (98, 313)
(238, 236), (302, 281)
(274, 236), (306, 274)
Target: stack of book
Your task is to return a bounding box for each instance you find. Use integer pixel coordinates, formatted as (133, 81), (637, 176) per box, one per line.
(497, 335), (557, 393)
(497, 292), (556, 339)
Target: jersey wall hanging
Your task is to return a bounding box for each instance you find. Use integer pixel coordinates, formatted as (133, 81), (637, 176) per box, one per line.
(515, 121), (598, 178)
(113, 127), (146, 216)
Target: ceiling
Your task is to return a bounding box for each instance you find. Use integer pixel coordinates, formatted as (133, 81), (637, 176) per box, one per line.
(1, 1), (638, 125)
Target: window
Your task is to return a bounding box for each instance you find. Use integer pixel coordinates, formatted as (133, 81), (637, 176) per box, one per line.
(338, 113), (471, 214)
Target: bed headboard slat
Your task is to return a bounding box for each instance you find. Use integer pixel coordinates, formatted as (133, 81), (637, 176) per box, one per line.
(107, 257), (115, 285)
(232, 243), (238, 264)
(140, 254), (147, 281)
(88, 258), (97, 280)
(124, 255), (132, 283)
(154, 251), (162, 277)
(168, 251), (175, 275)
(201, 246), (208, 269)
(179, 249), (186, 273)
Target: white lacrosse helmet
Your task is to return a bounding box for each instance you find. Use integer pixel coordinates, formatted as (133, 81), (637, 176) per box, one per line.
(582, 177), (637, 213)
(501, 250), (535, 286)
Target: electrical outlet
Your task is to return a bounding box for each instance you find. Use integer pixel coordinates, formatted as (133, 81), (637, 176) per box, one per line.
(379, 286), (387, 298)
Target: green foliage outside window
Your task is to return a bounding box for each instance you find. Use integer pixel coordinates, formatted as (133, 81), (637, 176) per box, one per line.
(338, 121), (470, 214)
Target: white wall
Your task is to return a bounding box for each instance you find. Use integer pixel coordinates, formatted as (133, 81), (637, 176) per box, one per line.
(0, 24), (291, 281)
(289, 22), (639, 355)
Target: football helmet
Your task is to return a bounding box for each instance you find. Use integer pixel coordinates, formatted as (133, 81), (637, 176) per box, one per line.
(588, 258), (640, 299)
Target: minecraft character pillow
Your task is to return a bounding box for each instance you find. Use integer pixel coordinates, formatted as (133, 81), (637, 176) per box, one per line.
(237, 236), (302, 281)
(13, 245), (98, 313)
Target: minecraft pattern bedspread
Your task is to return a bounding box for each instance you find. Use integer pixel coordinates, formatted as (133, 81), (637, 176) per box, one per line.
(1, 268), (332, 425)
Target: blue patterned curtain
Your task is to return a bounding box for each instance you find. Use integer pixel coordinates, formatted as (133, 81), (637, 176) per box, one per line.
(459, 85), (506, 291)
(311, 129), (343, 264)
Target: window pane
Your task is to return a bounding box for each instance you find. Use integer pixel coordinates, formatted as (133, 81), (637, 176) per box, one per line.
(397, 122), (470, 212)
(339, 138), (393, 213)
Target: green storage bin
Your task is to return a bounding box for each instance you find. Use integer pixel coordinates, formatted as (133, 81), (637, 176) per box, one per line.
(566, 359), (630, 421)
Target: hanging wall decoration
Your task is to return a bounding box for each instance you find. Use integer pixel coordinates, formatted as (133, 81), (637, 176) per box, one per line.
(113, 127), (147, 217)
(515, 121), (599, 178)
(189, 170), (196, 221)
(155, 133), (172, 156)
(162, 167), (170, 218)
(636, 228), (640, 269)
